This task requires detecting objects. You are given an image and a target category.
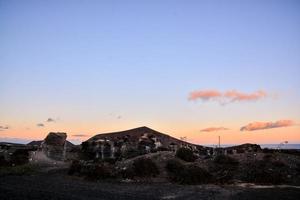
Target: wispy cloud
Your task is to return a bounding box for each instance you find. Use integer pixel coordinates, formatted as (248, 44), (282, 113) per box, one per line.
(0, 125), (9, 131)
(240, 120), (295, 131)
(189, 90), (222, 101)
(188, 89), (267, 105)
(37, 123), (45, 127)
(46, 118), (56, 122)
(224, 90), (267, 102)
(200, 127), (229, 132)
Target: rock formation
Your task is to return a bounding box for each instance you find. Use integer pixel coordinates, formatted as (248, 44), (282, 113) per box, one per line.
(41, 132), (67, 160)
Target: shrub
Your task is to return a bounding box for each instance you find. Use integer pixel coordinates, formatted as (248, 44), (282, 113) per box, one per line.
(0, 155), (9, 167)
(119, 166), (136, 179)
(86, 163), (114, 180)
(10, 150), (29, 165)
(263, 154), (273, 161)
(241, 160), (285, 184)
(165, 159), (185, 174)
(181, 164), (211, 184)
(211, 155), (239, 183)
(68, 160), (82, 175)
(132, 157), (159, 177)
(176, 147), (197, 162)
(165, 159), (211, 184)
(213, 155), (239, 166)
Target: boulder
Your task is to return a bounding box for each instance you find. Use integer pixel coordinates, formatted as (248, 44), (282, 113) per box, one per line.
(42, 132), (67, 160)
(44, 132), (67, 146)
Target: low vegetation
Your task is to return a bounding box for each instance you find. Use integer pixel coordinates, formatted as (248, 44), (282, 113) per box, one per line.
(67, 150), (300, 185)
(175, 147), (197, 162)
(241, 156), (287, 185)
(131, 157), (159, 177)
(68, 160), (115, 180)
(166, 158), (211, 184)
(210, 155), (239, 183)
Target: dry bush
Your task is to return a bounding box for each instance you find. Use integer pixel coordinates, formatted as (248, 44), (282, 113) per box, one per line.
(213, 155), (239, 166)
(132, 157), (159, 177)
(166, 159), (211, 184)
(175, 147), (197, 162)
(86, 163), (114, 180)
(241, 160), (286, 184)
(68, 160), (82, 175)
(210, 155), (239, 183)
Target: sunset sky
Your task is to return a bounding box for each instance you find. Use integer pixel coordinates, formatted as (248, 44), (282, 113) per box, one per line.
(1, 0), (299, 145)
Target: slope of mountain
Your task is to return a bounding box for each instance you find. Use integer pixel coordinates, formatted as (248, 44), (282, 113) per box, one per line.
(81, 126), (210, 160)
(86, 126), (201, 148)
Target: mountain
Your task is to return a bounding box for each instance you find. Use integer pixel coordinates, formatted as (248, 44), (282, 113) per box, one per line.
(82, 126), (209, 160)
(86, 126), (201, 148)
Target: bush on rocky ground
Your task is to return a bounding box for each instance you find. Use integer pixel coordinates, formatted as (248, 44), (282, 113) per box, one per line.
(210, 155), (239, 183)
(68, 160), (82, 175)
(132, 157), (159, 177)
(175, 148), (197, 162)
(10, 150), (29, 165)
(165, 158), (185, 175)
(213, 155), (239, 166)
(241, 159), (286, 184)
(84, 163), (114, 180)
(68, 160), (115, 180)
(0, 155), (9, 167)
(166, 159), (211, 184)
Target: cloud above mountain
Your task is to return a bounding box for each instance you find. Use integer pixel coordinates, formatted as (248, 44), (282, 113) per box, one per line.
(0, 125), (9, 131)
(37, 123), (45, 127)
(188, 89), (267, 105)
(200, 127), (229, 132)
(240, 120), (295, 131)
(46, 118), (56, 122)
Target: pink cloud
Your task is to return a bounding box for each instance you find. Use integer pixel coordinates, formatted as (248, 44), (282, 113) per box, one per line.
(240, 120), (295, 131)
(188, 90), (221, 101)
(188, 89), (267, 104)
(224, 90), (267, 102)
(200, 127), (229, 132)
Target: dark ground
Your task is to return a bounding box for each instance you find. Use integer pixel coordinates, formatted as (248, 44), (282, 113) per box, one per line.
(0, 169), (300, 200)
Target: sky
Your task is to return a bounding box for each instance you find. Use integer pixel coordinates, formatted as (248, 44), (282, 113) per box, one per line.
(0, 0), (300, 145)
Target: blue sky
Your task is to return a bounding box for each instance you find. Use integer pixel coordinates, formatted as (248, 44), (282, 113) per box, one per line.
(0, 0), (299, 144)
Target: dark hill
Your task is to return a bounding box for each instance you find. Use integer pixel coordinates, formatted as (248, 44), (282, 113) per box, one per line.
(86, 126), (202, 148)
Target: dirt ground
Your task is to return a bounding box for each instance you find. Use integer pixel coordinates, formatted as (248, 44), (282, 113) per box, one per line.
(1, 168), (300, 200)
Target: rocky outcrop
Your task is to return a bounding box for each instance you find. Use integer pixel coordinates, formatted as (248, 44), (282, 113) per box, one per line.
(41, 132), (68, 160)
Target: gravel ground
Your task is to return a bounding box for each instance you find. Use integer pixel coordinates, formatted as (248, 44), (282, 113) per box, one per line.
(1, 169), (300, 200)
